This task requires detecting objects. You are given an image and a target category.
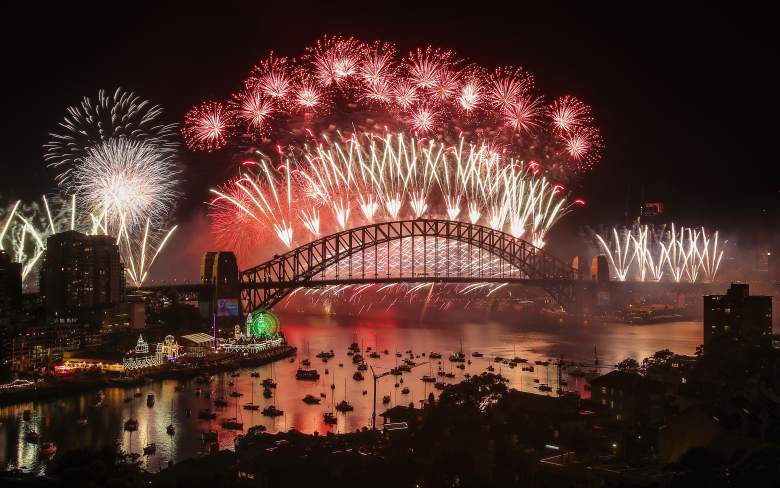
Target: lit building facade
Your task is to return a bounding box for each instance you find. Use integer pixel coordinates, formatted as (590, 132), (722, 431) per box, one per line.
(703, 283), (772, 349)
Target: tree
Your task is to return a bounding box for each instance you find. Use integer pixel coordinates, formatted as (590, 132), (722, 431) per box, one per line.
(616, 358), (640, 371)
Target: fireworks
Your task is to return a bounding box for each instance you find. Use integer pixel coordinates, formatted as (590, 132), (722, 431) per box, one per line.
(44, 88), (178, 185)
(1, 195), (177, 287)
(595, 224), (724, 283)
(209, 132), (579, 254)
(182, 100), (233, 152)
(183, 35), (602, 177)
(42, 88), (181, 286)
(69, 138), (180, 230)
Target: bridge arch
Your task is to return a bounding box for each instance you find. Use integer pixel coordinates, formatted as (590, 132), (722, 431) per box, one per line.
(240, 219), (579, 313)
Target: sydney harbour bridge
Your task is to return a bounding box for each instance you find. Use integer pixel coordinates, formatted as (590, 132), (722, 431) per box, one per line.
(138, 218), (721, 317)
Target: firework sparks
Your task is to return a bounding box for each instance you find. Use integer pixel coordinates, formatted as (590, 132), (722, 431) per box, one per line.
(182, 100), (233, 152)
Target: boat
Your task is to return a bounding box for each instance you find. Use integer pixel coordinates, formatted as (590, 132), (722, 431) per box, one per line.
(244, 384), (261, 410)
(494, 356), (505, 363)
(403, 358), (416, 366)
(390, 367), (403, 376)
(449, 352), (466, 362)
(352, 354), (364, 364)
(198, 409), (217, 420)
(369, 351), (381, 359)
(357, 362), (368, 371)
(395, 352), (402, 357)
(353, 371), (364, 381)
(316, 350), (335, 359)
(91, 390), (106, 408)
(146, 394), (155, 407)
(429, 352), (442, 359)
(456, 364), (465, 370)
(401, 387), (410, 394)
(397, 364), (412, 372)
(323, 412), (337, 425)
(261, 378), (277, 388)
(303, 394), (321, 404)
(382, 395), (391, 404)
(296, 368), (320, 380)
(248, 425), (266, 435)
(214, 398), (229, 407)
(464, 373), (471, 378)
(230, 391), (243, 398)
(444, 372), (455, 379)
(421, 375), (436, 383)
(348, 342), (359, 352)
(434, 382), (446, 390)
(261, 405), (283, 417)
(472, 352), (484, 358)
(487, 365), (495, 372)
(25, 431), (39, 443)
(508, 362), (516, 368)
(201, 430), (218, 442)
(301, 359), (311, 367)
(143, 443), (156, 455)
(221, 418), (244, 430)
(514, 357), (528, 363)
(538, 384), (553, 392)
(383, 349), (389, 355)
(533, 378), (540, 383)
(362, 390), (368, 395)
(250, 372), (260, 378)
(124, 419), (139, 431)
(41, 441), (57, 456)
(263, 388), (273, 399)
(166, 424), (175, 436)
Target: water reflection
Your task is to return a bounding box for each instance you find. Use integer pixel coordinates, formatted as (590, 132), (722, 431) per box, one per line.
(1, 316), (702, 473)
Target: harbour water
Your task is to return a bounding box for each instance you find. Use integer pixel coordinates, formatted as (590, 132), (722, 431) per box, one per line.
(0, 315), (702, 473)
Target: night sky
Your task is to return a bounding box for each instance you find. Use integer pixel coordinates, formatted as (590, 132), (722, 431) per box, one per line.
(1, 3), (778, 279)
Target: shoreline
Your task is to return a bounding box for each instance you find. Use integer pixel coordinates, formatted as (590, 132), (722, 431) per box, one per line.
(0, 345), (297, 406)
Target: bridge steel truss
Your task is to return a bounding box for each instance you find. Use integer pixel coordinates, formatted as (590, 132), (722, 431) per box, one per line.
(240, 219), (580, 313)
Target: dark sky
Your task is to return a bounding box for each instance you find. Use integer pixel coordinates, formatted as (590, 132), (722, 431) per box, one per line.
(2, 2), (778, 236)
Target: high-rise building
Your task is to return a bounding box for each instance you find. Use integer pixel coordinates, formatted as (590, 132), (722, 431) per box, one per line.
(39, 230), (125, 323)
(0, 250), (22, 313)
(703, 283), (772, 349)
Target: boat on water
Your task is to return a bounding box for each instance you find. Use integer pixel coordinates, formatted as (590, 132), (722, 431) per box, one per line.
(323, 412), (337, 425)
(230, 391), (243, 397)
(221, 418), (244, 430)
(357, 362), (368, 371)
(456, 364), (466, 370)
(382, 395), (391, 404)
(445, 372), (455, 378)
(296, 368), (320, 380)
(263, 388), (273, 399)
(166, 424), (175, 436)
(91, 390), (106, 407)
(494, 356), (505, 363)
(335, 400), (353, 412)
(487, 365), (495, 372)
(316, 350), (335, 359)
(250, 372), (260, 378)
(421, 375), (436, 383)
(198, 409), (217, 420)
(401, 387), (410, 394)
(124, 419), (139, 431)
(353, 371), (364, 381)
(352, 354), (364, 364)
(449, 352), (466, 362)
(472, 352), (484, 358)
(41, 442), (57, 457)
(434, 382), (446, 390)
(244, 384), (260, 410)
(24, 431), (39, 443)
(429, 352), (442, 359)
(214, 398), (229, 407)
(301, 358), (311, 367)
(146, 394), (155, 407)
(369, 351), (381, 359)
(261, 378), (277, 388)
(514, 357), (528, 363)
(248, 425), (266, 435)
(261, 405), (283, 417)
(303, 394), (321, 404)
(538, 384), (553, 392)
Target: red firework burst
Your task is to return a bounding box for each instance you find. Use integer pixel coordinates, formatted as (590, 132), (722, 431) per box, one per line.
(486, 67), (534, 112)
(503, 96), (543, 133)
(549, 95), (592, 133)
(182, 101), (233, 152)
(231, 90), (274, 131)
